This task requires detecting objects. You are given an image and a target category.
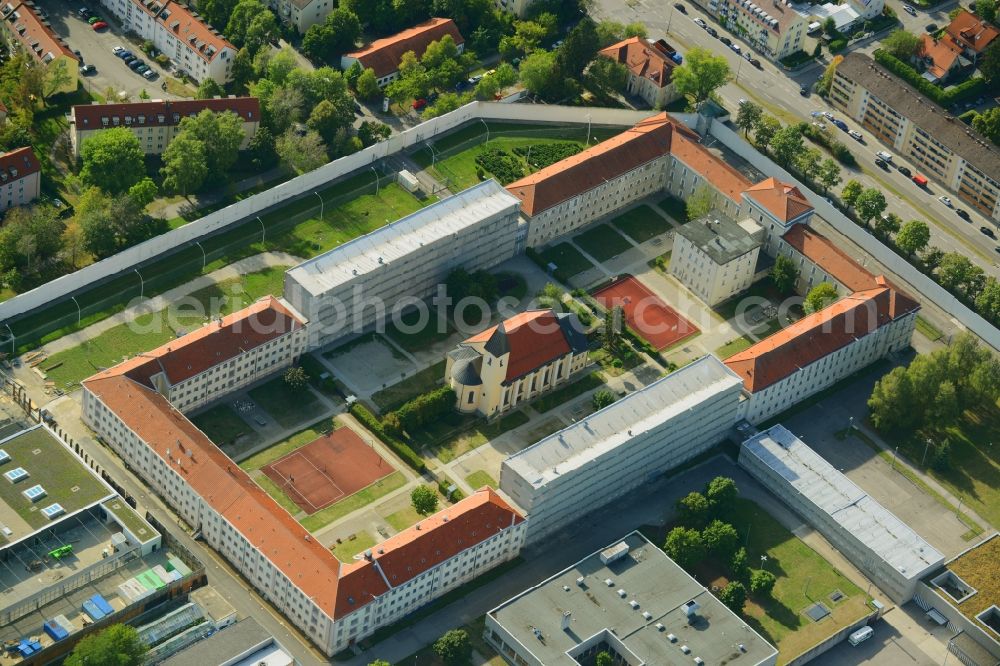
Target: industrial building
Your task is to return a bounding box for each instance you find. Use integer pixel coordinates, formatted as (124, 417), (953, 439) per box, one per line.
(739, 425), (944, 603)
(500, 355), (744, 543)
(285, 179), (522, 349)
(160, 616), (295, 666)
(486, 531), (778, 666)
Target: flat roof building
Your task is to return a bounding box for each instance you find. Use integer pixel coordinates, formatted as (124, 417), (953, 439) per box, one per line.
(160, 617), (294, 666)
(739, 425), (944, 603)
(486, 531), (778, 666)
(671, 212), (763, 305)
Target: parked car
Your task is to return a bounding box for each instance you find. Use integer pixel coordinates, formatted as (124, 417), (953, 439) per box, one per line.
(832, 118), (848, 131)
(812, 121), (827, 131)
(799, 84), (809, 96)
(938, 195), (953, 207)
(848, 130), (863, 141)
(79, 64), (96, 75)
(674, 2), (687, 12)
(875, 150), (892, 162)
(981, 226), (997, 238)
(91, 21), (107, 29)
(822, 110), (834, 120)
(720, 36), (732, 46)
(129, 59), (146, 70)
(897, 165), (911, 177)
(122, 55), (136, 65)
(87, 15), (102, 24)
(412, 98), (427, 111)
(751, 58), (762, 68)
(142, 69), (158, 80)
(926, 23), (938, 32)
(694, 17), (707, 28)
(468, 74), (483, 85)
(956, 209), (970, 220)
(903, 4), (916, 14)
(136, 64), (150, 74)
(729, 43), (741, 53)
(875, 158), (890, 170)
(77, 7), (90, 16)
(112, 45), (124, 54)
(707, 26), (718, 37)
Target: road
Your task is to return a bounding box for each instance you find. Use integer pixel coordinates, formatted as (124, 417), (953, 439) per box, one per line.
(590, 0), (1000, 279)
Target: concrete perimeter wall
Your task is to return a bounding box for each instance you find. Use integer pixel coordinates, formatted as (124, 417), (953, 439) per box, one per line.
(700, 117), (1000, 353)
(0, 104), (652, 326)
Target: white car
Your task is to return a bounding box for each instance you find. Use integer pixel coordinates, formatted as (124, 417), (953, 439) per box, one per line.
(812, 121), (827, 130)
(112, 45), (124, 54)
(730, 43), (741, 53)
(903, 4), (916, 14)
(938, 195), (953, 207)
(822, 110), (834, 120)
(848, 130), (863, 141)
(694, 17), (707, 28)
(876, 150), (893, 162)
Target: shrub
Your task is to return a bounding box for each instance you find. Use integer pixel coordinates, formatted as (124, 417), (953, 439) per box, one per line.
(349, 403), (426, 473)
(829, 38), (849, 52)
(513, 142), (582, 169)
(474, 145), (524, 184)
(874, 49), (986, 106)
(750, 569), (777, 597)
(393, 386), (455, 432)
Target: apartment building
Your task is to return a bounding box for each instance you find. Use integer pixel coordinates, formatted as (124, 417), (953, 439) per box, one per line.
(284, 179), (522, 349)
(671, 212), (763, 306)
(96, 0), (235, 83)
(596, 37), (682, 109)
(830, 53), (1000, 221)
(0, 146), (41, 212)
(0, 1), (78, 94)
(81, 299), (525, 656)
(741, 177), (815, 253)
(740, 425), (943, 603)
(697, 0), (809, 60)
(69, 97), (260, 157)
(501, 355), (744, 543)
(267, 0), (336, 33)
(446, 309), (589, 418)
(340, 18), (463, 87)
(774, 223), (870, 295)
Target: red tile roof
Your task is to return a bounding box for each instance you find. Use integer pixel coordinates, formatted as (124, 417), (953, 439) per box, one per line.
(154, 0), (234, 62)
(946, 9), (999, 54)
(598, 37), (677, 89)
(781, 224), (877, 292)
(336, 488), (523, 617)
(0, 146), (40, 181)
(920, 34), (963, 80)
(1, 1), (77, 63)
(465, 309), (573, 382)
(73, 97), (260, 131)
(345, 18), (464, 78)
(671, 131), (754, 204)
(506, 113), (689, 217)
(87, 296), (304, 388)
(724, 285), (919, 391)
(744, 177), (813, 223)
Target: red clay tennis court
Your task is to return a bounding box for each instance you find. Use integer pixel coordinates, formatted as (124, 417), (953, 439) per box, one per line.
(593, 276), (699, 350)
(261, 428), (392, 515)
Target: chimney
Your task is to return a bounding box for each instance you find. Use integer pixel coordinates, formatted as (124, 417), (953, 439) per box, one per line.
(561, 611), (572, 631)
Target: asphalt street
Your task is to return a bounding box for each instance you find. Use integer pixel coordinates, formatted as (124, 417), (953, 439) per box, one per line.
(591, 0), (1000, 279)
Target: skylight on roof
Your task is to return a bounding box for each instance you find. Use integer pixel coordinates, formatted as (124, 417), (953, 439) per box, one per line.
(22, 484), (46, 501)
(4, 467), (28, 483)
(0, 449), (9, 464)
(41, 503), (65, 519)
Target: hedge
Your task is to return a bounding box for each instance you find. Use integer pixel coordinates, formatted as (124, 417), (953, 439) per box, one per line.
(394, 386), (455, 432)
(349, 403), (426, 473)
(801, 123), (857, 166)
(873, 49), (986, 107)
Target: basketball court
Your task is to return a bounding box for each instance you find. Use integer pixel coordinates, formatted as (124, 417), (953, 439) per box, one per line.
(261, 428), (393, 515)
(593, 276), (699, 350)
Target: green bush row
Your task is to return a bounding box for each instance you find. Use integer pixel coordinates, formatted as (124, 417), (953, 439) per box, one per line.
(394, 386), (455, 432)
(475, 145), (524, 184)
(513, 142), (582, 170)
(349, 403), (426, 473)
(800, 123), (857, 166)
(873, 49), (986, 107)
(437, 477), (465, 502)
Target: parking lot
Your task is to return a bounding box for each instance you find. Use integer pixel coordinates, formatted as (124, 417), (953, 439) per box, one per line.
(38, 0), (184, 101)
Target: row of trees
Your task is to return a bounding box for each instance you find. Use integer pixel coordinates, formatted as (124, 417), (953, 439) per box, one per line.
(382, 386), (455, 435)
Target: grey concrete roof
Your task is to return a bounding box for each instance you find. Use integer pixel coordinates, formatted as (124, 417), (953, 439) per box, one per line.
(488, 531), (777, 665)
(837, 53), (1000, 181)
(742, 425), (944, 580)
(451, 359), (482, 385)
(675, 212), (762, 264)
(286, 179), (520, 297)
(504, 355), (743, 488)
(160, 618), (282, 666)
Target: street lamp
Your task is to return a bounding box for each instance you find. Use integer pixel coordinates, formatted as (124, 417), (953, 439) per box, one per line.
(257, 216), (265, 244)
(71, 296), (81, 325)
(480, 118), (490, 143)
(760, 554), (768, 570)
(314, 191), (325, 220)
(4, 322), (13, 355)
(922, 438), (932, 467)
(371, 166), (380, 196)
(586, 113), (591, 145)
(134, 268), (144, 300)
(891, 445), (899, 470)
(195, 240), (206, 270)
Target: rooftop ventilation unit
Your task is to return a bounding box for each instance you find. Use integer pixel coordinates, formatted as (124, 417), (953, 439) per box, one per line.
(630, 600), (640, 609)
(642, 611), (653, 620)
(667, 633), (678, 643)
(683, 600), (701, 617)
(694, 658), (704, 665)
(656, 623), (665, 631)
(605, 578), (614, 587)
(618, 589), (627, 598)
(681, 645), (691, 654)
(576, 576), (585, 587)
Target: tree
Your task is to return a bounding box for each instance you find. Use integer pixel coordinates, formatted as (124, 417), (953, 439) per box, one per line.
(771, 255), (800, 295)
(753, 116), (781, 151)
(196, 78), (225, 99)
(705, 476), (738, 516)
(595, 20), (646, 47)
(804, 282), (839, 313)
(473, 74), (501, 100)
(423, 92), (471, 118)
(588, 58), (628, 94)
(356, 67), (381, 101)
(519, 50), (566, 100)
(841, 179), (864, 208)
(817, 159), (842, 194)
(896, 220), (931, 257)
(931, 439), (952, 471)
(730, 546), (750, 579)
(160, 135), (208, 196)
(80, 128), (145, 194)
(368, 661), (392, 666)
(883, 29), (922, 60)
(493, 62), (518, 88)
(672, 47), (731, 106)
(603, 305), (622, 351)
(175, 109), (245, 179)
(358, 120), (392, 147)
(686, 183), (716, 221)
(433, 629), (471, 666)
(302, 8), (362, 64)
(592, 389), (616, 410)
(677, 491), (711, 528)
(976, 0), (997, 23)
(749, 570), (776, 597)
(244, 10), (280, 56)
(735, 100), (763, 137)
(855, 188), (888, 227)
(874, 211), (901, 239)
(664, 526), (706, 569)
(65, 625), (147, 666)
(199, 0), (239, 32)
(868, 366), (918, 432)
(702, 520), (740, 559)
(307, 99), (344, 143)
(796, 147), (823, 182)
(411, 485), (439, 515)
(283, 366), (309, 391)
(557, 17), (599, 78)
(770, 125), (804, 167)
(247, 125), (278, 169)
(276, 129), (328, 173)
(225, 0), (268, 48)
(930, 379), (960, 424)
(982, 41), (1000, 86)
(595, 653), (613, 666)
(719, 581), (747, 614)
(938, 252), (985, 297)
(972, 107), (1000, 146)
(976, 277), (1000, 324)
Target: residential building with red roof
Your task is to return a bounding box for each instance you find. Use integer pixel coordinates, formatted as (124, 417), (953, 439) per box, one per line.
(694, 0), (809, 60)
(69, 97), (260, 157)
(446, 309), (589, 418)
(597, 37), (682, 109)
(81, 297), (525, 655)
(944, 9), (999, 60)
(918, 33), (968, 84)
(340, 18), (464, 87)
(0, 146), (41, 212)
(267, 0), (338, 34)
(0, 1), (79, 94)
(95, 0), (236, 83)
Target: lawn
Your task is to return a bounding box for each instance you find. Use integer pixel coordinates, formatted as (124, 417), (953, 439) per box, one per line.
(300, 471), (407, 532)
(573, 224), (633, 262)
(248, 377), (324, 429)
(103, 499), (157, 543)
(715, 336), (755, 358)
(399, 616), (506, 666)
(331, 530), (377, 562)
(253, 473), (302, 515)
(530, 372), (606, 413)
(238, 416), (338, 470)
(384, 309), (453, 353)
(42, 266), (289, 389)
(408, 410), (530, 463)
(537, 243), (596, 278)
(612, 205), (674, 243)
(385, 505), (424, 532)
(648, 250), (672, 273)
(657, 195), (689, 223)
(190, 404), (256, 448)
(590, 345), (644, 377)
(465, 469), (497, 490)
(916, 315), (944, 342)
(371, 360), (447, 412)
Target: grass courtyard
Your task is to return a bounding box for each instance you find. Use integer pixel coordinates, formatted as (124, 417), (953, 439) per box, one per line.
(299, 472), (407, 532)
(612, 205), (674, 243)
(406, 410), (530, 464)
(573, 224), (633, 262)
(531, 372), (606, 413)
(371, 361), (447, 412)
(191, 404), (257, 448)
(248, 376), (324, 429)
(715, 335), (755, 358)
(465, 470), (497, 490)
(536, 243), (595, 279)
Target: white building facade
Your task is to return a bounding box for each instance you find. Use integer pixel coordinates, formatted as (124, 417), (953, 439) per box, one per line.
(501, 356), (744, 543)
(284, 179), (522, 349)
(0, 147), (41, 213)
(670, 214), (763, 305)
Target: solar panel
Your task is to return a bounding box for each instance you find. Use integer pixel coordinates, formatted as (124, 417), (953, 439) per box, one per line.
(22, 484), (46, 501)
(41, 503), (65, 519)
(0, 449), (9, 464)
(4, 467), (28, 483)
